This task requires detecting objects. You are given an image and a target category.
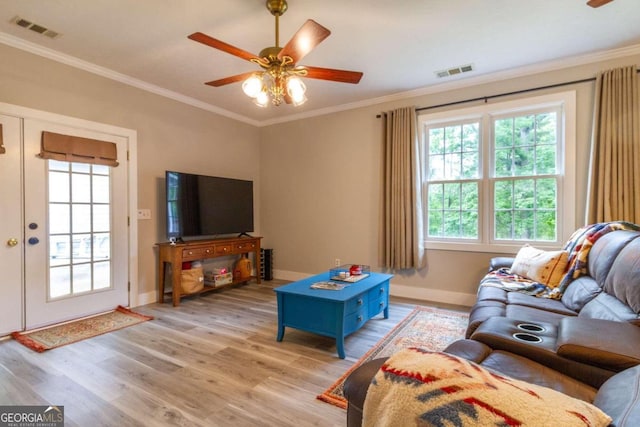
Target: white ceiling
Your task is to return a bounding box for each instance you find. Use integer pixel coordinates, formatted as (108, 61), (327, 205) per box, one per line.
(1, 0), (640, 126)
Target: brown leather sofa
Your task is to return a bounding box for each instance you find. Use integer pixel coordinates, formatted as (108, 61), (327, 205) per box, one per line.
(468, 229), (640, 338)
(343, 339), (640, 427)
(343, 228), (640, 426)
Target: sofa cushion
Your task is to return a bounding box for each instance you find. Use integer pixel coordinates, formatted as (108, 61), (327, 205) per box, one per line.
(580, 292), (639, 323)
(507, 292), (577, 315)
(511, 244), (569, 288)
(362, 348), (611, 427)
(561, 276), (603, 312)
(588, 230), (640, 288)
(603, 236), (640, 314)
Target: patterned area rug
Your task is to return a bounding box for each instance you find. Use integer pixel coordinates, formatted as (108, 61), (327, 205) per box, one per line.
(317, 305), (469, 409)
(11, 306), (153, 352)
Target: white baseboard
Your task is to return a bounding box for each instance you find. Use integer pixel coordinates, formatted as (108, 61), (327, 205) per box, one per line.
(274, 269), (475, 307)
(134, 290), (157, 307)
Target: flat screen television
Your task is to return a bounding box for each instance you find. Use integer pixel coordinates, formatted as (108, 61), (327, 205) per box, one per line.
(165, 170), (254, 240)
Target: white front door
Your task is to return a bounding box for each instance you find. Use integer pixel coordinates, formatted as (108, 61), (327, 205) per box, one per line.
(0, 114), (24, 336)
(23, 119), (130, 329)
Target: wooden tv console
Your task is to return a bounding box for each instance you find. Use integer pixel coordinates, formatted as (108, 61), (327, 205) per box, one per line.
(156, 236), (262, 306)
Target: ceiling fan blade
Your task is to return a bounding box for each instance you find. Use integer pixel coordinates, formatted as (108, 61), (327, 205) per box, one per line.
(278, 20), (331, 64)
(587, 0), (614, 7)
(188, 32), (258, 62)
(205, 72), (256, 87)
(300, 66), (363, 84)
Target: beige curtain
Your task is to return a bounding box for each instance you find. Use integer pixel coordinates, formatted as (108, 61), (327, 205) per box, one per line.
(586, 65), (640, 224)
(380, 106), (426, 270)
(39, 131), (119, 167)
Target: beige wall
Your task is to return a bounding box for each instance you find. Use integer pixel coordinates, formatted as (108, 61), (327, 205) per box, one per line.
(0, 44), (261, 302)
(259, 53), (640, 306)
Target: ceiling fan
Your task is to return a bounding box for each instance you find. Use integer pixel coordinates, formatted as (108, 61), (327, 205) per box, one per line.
(587, 0), (614, 7)
(188, 0), (363, 107)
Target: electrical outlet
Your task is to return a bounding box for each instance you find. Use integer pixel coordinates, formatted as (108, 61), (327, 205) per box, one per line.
(137, 209), (151, 220)
(335, 258), (341, 267)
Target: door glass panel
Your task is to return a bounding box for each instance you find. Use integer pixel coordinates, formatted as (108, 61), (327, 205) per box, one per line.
(48, 160), (112, 299)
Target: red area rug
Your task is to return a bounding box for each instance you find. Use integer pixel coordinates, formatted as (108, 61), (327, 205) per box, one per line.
(11, 306), (153, 352)
(317, 305), (468, 408)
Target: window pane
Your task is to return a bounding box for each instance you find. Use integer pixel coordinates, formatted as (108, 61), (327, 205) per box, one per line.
(72, 234), (92, 262)
(72, 204), (91, 233)
(428, 154), (445, 180)
(93, 205), (110, 232)
(49, 172), (69, 203)
(445, 125), (462, 153)
(513, 146), (535, 176)
(50, 266), (71, 298)
(494, 118), (513, 148)
(537, 210), (557, 241)
(50, 235), (70, 266)
(462, 123), (479, 151)
(428, 183), (444, 209)
(429, 128), (444, 154)
(444, 153), (461, 179)
(514, 115), (536, 146)
(495, 180), (513, 209)
(93, 175), (110, 203)
(49, 204), (70, 234)
(536, 178), (557, 209)
(461, 183), (478, 210)
(444, 212), (461, 237)
(93, 164), (110, 175)
(94, 261), (111, 289)
(72, 173), (91, 203)
(462, 152), (478, 178)
(71, 163), (90, 173)
(462, 211), (478, 238)
(428, 210), (443, 237)
(536, 144), (556, 174)
(514, 210), (535, 240)
(494, 149), (512, 177)
(444, 183), (460, 209)
(514, 179), (534, 209)
(495, 210), (513, 240)
(93, 233), (110, 260)
(73, 264), (92, 293)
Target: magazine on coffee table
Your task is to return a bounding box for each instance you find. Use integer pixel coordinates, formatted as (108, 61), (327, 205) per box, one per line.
(310, 281), (348, 290)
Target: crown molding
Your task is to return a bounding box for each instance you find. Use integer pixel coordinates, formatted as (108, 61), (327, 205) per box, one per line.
(2, 30), (639, 128)
(0, 32), (261, 127)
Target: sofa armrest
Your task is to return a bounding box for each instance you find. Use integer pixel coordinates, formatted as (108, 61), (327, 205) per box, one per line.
(489, 256), (515, 272)
(594, 365), (640, 427)
(557, 317), (640, 372)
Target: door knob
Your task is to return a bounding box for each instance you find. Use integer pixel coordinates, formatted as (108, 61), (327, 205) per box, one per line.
(28, 237), (39, 245)
(7, 238), (18, 247)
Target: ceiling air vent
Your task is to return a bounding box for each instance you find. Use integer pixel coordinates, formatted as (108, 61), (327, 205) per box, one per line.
(11, 16), (61, 39)
(435, 64), (474, 78)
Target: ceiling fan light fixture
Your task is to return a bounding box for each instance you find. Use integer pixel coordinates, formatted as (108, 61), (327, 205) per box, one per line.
(286, 76), (307, 105)
(254, 90), (270, 107)
(242, 74), (264, 98)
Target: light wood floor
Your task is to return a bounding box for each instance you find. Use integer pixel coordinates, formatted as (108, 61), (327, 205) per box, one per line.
(0, 280), (468, 427)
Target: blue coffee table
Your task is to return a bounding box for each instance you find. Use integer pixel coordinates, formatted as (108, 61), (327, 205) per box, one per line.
(274, 272), (393, 358)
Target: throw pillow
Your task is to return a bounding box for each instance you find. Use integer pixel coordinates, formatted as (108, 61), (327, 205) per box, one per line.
(510, 244), (569, 288)
(363, 348), (612, 427)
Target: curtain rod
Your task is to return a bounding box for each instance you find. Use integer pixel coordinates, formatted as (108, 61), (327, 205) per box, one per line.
(376, 69), (640, 118)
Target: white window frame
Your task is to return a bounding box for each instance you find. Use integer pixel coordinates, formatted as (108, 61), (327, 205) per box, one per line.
(419, 91), (576, 254)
